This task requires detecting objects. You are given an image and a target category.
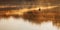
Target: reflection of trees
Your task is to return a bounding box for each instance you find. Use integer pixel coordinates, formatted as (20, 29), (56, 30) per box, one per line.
(22, 7), (60, 25)
(22, 10), (40, 23)
(23, 10), (52, 23)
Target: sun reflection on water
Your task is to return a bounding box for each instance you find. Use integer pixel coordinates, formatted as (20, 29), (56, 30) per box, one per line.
(0, 17), (59, 30)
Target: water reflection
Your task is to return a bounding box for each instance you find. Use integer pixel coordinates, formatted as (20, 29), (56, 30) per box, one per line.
(0, 17), (59, 30)
(0, 6), (60, 30)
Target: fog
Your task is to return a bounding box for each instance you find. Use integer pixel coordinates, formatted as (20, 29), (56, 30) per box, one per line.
(0, 17), (59, 30)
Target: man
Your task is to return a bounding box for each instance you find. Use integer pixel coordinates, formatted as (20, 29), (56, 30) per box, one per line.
(39, 8), (41, 11)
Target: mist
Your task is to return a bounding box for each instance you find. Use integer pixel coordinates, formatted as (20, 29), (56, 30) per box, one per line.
(0, 17), (59, 30)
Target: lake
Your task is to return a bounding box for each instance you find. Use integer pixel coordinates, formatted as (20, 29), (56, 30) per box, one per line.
(0, 17), (59, 30)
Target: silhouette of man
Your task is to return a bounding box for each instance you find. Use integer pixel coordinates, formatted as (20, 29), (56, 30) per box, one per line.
(39, 8), (41, 11)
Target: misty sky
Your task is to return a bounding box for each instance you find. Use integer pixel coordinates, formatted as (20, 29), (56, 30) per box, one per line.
(0, 0), (60, 5)
(0, 0), (60, 9)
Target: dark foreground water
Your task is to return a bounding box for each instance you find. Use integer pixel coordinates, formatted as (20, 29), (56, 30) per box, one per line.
(0, 17), (59, 30)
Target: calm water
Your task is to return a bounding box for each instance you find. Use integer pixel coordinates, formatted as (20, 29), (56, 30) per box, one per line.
(0, 17), (59, 30)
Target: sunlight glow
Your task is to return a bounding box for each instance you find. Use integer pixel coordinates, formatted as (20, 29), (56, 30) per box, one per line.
(40, 6), (58, 10)
(5, 6), (58, 16)
(0, 17), (59, 30)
